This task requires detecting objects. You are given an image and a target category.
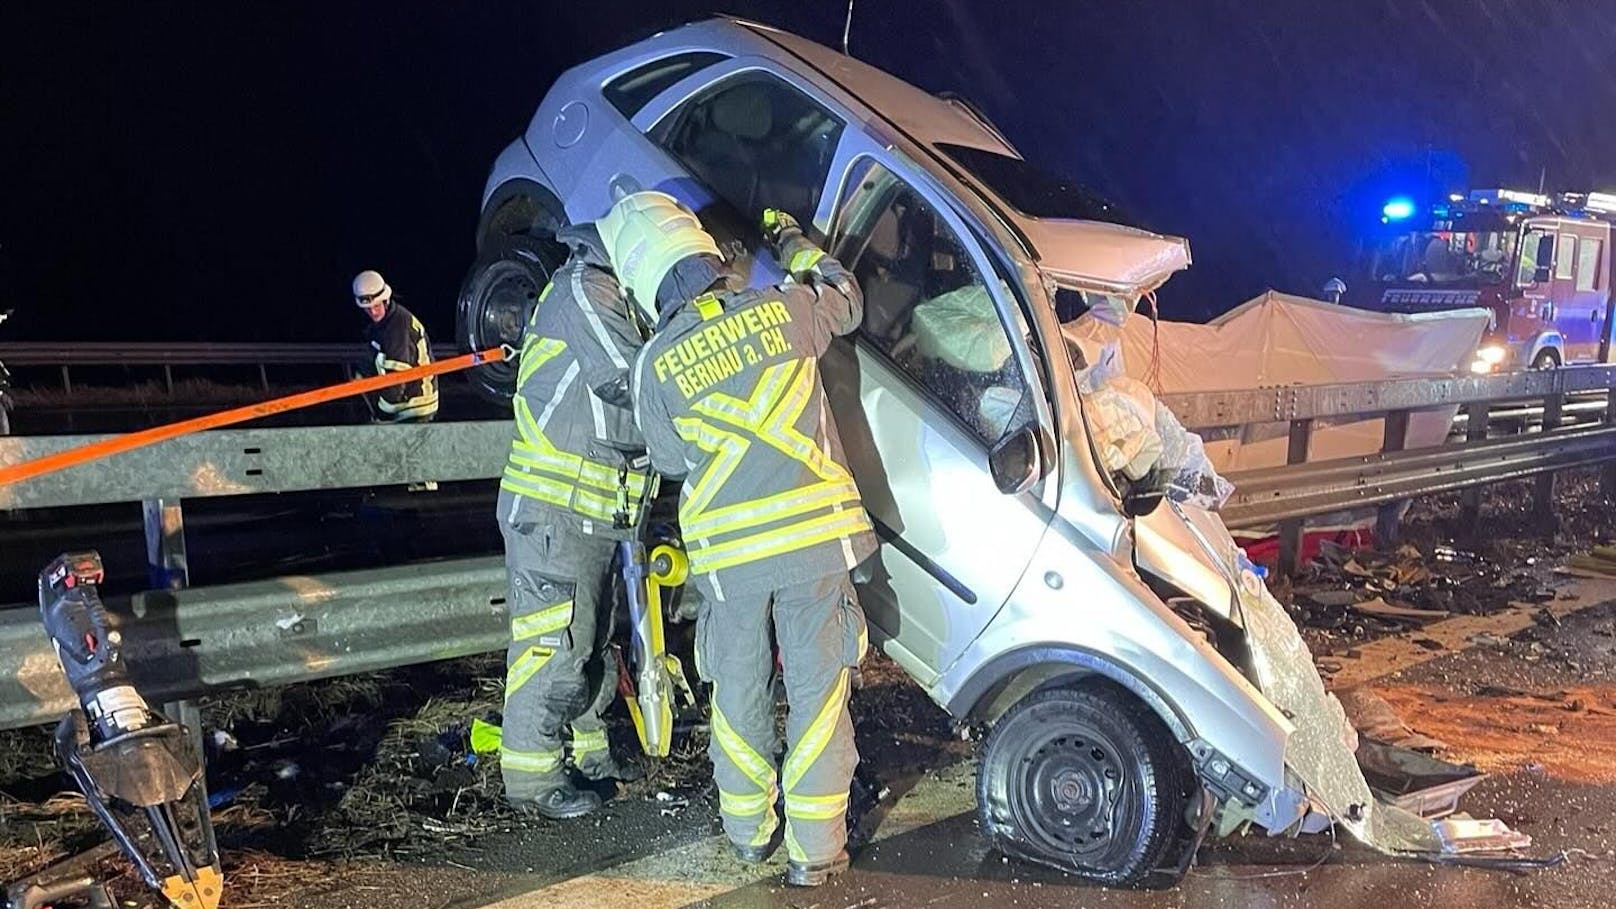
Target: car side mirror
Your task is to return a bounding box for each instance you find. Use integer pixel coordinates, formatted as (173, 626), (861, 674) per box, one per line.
(1122, 468), (1166, 518)
(987, 425), (1040, 495)
(1534, 265), (1553, 285)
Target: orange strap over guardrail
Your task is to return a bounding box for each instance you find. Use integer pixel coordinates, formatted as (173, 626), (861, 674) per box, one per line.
(0, 346), (509, 488)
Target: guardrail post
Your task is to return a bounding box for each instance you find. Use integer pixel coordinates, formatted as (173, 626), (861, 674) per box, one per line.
(143, 497), (189, 590)
(258, 363), (270, 391)
(59, 364), (72, 395)
(1534, 392), (1565, 522)
(1459, 403), (1490, 540)
(162, 364), (175, 395)
(144, 496), (208, 800)
(1276, 418), (1313, 578)
(1375, 410), (1411, 545)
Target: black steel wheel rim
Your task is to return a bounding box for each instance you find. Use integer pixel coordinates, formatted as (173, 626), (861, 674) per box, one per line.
(1007, 719), (1135, 860)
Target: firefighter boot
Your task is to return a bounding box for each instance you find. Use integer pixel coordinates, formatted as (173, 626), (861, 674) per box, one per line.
(518, 775), (602, 820)
(786, 850), (850, 887)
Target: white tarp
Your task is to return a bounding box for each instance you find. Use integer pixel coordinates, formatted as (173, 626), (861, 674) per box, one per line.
(1064, 291), (1491, 473)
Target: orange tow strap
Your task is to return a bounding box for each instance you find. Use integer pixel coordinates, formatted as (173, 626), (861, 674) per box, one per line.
(0, 346), (509, 488)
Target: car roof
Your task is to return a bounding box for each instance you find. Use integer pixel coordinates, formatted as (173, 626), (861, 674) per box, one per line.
(651, 18), (1192, 293)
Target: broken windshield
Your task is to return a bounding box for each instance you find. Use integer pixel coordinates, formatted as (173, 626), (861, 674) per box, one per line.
(937, 142), (1127, 223)
(1372, 229), (1517, 285)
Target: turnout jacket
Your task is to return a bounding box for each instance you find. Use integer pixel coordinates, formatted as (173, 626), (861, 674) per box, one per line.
(365, 302), (438, 420)
(500, 225), (650, 535)
(631, 255), (877, 599)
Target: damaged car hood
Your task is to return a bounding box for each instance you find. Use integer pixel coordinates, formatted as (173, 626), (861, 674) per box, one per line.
(1025, 218), (1192, 297)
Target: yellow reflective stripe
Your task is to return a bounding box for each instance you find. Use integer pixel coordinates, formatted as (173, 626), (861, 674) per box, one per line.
(506, 645), (556, 695)
(784, 791), (848, 820)
(788, 247), (825, 274)
(695, 359), (850, 484)
(507, 447), (648, 496)
(711, 697), (778, 798)
(517, 336), (567, 387)
(571, 728), (608, 755)
(783, 669), (850, 792)
(500, 467), (627, 523)
(674, 417), (749, 519)
(690, 509), (873, 576)
(785, 824), (806, 862)
(511, 601), (572, 641)
(718, 787), (773, 816)
(681, 479), (862, 540)
(500, 746), (562, 774)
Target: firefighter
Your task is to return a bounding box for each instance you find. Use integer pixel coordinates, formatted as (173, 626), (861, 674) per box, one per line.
(603, 192), (875, 887)
(353, 270), (439, 422)
(495, 224), (648, 819)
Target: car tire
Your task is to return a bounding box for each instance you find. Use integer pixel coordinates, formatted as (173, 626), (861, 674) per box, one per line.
(976, 683), (1193, 887)
(456, 234), (566, 403)
(1531, 349), (1560, 371)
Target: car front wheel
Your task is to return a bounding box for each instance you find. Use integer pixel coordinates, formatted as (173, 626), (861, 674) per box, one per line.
(976, 683), (1193, 887)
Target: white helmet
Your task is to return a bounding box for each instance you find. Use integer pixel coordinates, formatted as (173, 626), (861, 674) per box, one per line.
(352, 270), (392, 308)
(596, 190), (720, 321)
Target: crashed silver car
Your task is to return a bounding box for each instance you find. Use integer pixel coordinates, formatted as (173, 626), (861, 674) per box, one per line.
(462, 15), (1450, 885)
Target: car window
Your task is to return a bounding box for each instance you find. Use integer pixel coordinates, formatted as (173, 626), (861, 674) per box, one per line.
(650, 70), (845, 230)
(1557, 234), (1578, 280)
(603, 52), (729, 120)
(831, 158), (1030, 446)
(1578, 238), (1604, 292)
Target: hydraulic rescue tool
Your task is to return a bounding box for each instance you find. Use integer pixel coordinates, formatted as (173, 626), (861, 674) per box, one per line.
(611, 462), (697, 758)
(7, 553), (222, 909)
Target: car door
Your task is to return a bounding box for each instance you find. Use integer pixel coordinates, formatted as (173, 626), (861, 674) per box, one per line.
(1549, 230), (1595, 361)
(818, 151), (1053, 685)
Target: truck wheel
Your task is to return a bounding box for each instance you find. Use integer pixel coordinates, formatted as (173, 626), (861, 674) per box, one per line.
(456, 235), (565, 403)
(977, 684), (1192, 887)
(1531, 349), (1560, 370)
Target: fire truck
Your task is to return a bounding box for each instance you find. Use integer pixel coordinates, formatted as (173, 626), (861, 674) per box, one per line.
(1348, 189), (1616, 373)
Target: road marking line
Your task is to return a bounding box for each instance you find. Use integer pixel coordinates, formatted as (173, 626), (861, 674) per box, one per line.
(472, 763), (978, 909)
(1324, 576), (1616, 688)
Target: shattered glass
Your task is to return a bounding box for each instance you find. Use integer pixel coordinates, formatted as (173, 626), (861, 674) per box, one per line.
(1235, 555), (1441, 853)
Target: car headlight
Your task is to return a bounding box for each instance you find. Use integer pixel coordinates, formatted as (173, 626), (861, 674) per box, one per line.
(1477, 345), (1507, 364)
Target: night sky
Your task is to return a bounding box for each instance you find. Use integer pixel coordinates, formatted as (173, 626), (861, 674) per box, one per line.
(2, 1), (1613, 345)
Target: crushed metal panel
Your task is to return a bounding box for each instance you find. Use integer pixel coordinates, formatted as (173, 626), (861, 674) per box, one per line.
(0, 421), (510, 510)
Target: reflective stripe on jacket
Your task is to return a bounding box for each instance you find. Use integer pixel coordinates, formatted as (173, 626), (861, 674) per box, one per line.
(501, 228), (649, 534)
(632, 256), (876, 598)
(365, 302), (438, 419)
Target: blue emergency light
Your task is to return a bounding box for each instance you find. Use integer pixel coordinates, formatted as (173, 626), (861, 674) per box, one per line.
(1381, 197), (1416, 221)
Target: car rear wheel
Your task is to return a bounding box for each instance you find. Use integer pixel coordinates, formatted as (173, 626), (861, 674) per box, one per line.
(1531, 349), (1560, 370)
(976, 683), (1193, 887)
(456, 234), (565, 403)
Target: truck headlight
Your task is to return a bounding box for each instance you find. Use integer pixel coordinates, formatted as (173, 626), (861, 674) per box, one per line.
(1470, 345), (1507, 373)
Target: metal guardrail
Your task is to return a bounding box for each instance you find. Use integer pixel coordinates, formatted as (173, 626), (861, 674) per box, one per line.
(0, 558), (506, 731)
(2, 364), (1614, 728)
(1160, 363), (1616, 573)
(0, 341), (460, 367)
(0, 341), (461, 394)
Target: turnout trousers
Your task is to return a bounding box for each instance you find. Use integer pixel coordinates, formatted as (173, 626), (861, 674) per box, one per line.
(497, 512), (618, 799)
(695, 571), (868, 864)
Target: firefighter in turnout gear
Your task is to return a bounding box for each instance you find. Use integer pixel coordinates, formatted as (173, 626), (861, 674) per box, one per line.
(353, 270), (439, 422)
(606, 192), (876, 887)
(495, 224), (649, 819)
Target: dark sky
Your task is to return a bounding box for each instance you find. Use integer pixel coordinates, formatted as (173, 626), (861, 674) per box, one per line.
(2, 1), (1613, 344)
